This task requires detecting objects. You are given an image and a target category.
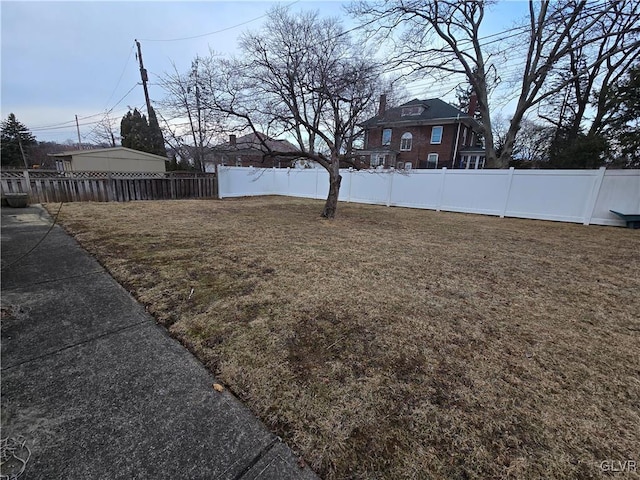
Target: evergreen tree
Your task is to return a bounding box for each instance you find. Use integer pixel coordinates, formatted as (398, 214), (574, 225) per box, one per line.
(1, 113), (37, 167)
(121, 109), (151, 152)
(147, 106), (167, 157)
(120, 108), (166, 156)
(548, 129), (609, 169)
(165, 154), (179, 171)
(604, 64), (640, 167)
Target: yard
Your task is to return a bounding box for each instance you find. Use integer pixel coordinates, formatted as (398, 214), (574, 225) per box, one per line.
(52, 197), (639, 479)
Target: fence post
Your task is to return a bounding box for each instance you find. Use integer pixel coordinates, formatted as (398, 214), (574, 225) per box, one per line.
(500, 167), (516, 218)
(347, 167), (352, 203)
(286, 167), (291, 197)
(105, 173), (113, 202)
(216, 164), (223, 199)
(170, 173), (176, 199)
(386, 170), (394, 207)
(436, 167), (447, 211)
(582, 167), (606, 225)
(22, 170), (32, 195)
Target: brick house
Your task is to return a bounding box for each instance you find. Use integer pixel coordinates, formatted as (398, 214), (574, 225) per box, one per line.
(360, 95), (486, 169)
(203, 132), (300, 171)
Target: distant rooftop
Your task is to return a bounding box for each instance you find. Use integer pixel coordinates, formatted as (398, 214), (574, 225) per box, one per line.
(361, 98), (475, 127)
(211, 132), (299, 153)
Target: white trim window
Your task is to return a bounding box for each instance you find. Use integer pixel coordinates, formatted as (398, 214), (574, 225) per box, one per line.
(371, 153), (388, 168)
(382, 128), (392, 146)
(430, 126), (443, 144)
(400, 132), (413, 151)
(401, 106), (424, 116)
(460, 155), (486, 169)
(426, 153), (438, 169)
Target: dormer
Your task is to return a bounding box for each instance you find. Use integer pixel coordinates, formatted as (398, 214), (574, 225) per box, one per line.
(401, 105), (425, 116)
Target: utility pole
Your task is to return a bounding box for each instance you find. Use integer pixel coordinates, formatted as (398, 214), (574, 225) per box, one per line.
(135, 39), (153, 116)
(17, 135), (28, 169)
(75, 115), (82, 149)
(135, 39), (167, 157)
(193, 59), (205, 172)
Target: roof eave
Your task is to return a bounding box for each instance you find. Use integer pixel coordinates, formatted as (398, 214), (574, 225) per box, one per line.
(365, 116), (476, 128)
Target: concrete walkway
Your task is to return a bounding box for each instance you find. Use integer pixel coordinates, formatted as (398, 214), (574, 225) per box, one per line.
(1, 204), (319, 480)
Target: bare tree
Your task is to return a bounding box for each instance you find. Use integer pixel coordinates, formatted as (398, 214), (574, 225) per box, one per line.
(350, 1), (500, 163)
(350, 0), (640, 168)
(159, 57), (227, 171)
(88, 114), (119, 148)
(493, 114), (552, 165)
(537, 0), (640, 140)
(202, 7), (383, 218)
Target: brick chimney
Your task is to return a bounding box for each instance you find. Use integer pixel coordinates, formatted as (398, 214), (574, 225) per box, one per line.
(378, 94), (387, 116)
(468, 91), (478, 118)
(229, 134), (236, 146)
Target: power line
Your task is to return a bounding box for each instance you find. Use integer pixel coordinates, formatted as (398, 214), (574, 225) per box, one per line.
(107, 83), (141, 113)
(102, 44), (136, 110)
(138, 0), (300, 42)
(29, 84), (140, 133)
(30, 112), (111, 130)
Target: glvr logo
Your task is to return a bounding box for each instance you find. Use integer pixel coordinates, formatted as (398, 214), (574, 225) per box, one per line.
(600, 460), (637, 472)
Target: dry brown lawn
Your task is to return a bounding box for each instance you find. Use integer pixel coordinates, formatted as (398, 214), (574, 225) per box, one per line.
(50, 197), (639, 479)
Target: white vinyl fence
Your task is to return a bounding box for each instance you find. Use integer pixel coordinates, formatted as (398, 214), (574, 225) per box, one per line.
(217, 166), (640, 227)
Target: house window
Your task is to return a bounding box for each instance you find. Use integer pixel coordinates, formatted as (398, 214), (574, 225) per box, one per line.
(371, 153), (388, 168)
(427, 153), (438, 169)
(382, 129), (392, 146)
(462, 128), (468, 146)
(404, 161), (412, 170)
(236, 157), (242, 167)
(431, 126), (443, 144)
(396, 162), (404, 169)
(401, 106), (423, 116)
(461, 155), (486, 169)
(400, 132), (412, 151)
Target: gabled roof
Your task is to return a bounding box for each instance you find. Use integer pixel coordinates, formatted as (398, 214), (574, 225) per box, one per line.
(210, 132), (300, 154)
(361, 98), (478, 129)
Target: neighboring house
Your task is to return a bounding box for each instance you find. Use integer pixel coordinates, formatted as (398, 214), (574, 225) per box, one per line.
(360, 94), (486, 170)
(203, 132), (300, 172)
(49, 147), (166, 173)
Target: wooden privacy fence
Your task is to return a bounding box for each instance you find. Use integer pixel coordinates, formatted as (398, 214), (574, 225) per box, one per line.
(0, 170), (217, 203)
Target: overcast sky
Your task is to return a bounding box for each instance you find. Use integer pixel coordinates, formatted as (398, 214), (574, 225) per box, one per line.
(1, 1), (528, 145)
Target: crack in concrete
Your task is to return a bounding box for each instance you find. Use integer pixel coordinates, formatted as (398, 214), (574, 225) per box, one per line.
(1, 320), (149, 371)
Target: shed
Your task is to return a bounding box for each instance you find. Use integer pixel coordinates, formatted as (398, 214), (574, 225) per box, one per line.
(49, 147), (166, 173)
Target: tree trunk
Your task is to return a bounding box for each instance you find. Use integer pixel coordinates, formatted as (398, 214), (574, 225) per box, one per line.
(322, 161), (342, 219)
(470, 95), (501, 167)
(497, 97), (530, 168)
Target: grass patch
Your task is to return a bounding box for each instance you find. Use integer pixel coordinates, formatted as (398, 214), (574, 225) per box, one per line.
(51, 197), (640, 479)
